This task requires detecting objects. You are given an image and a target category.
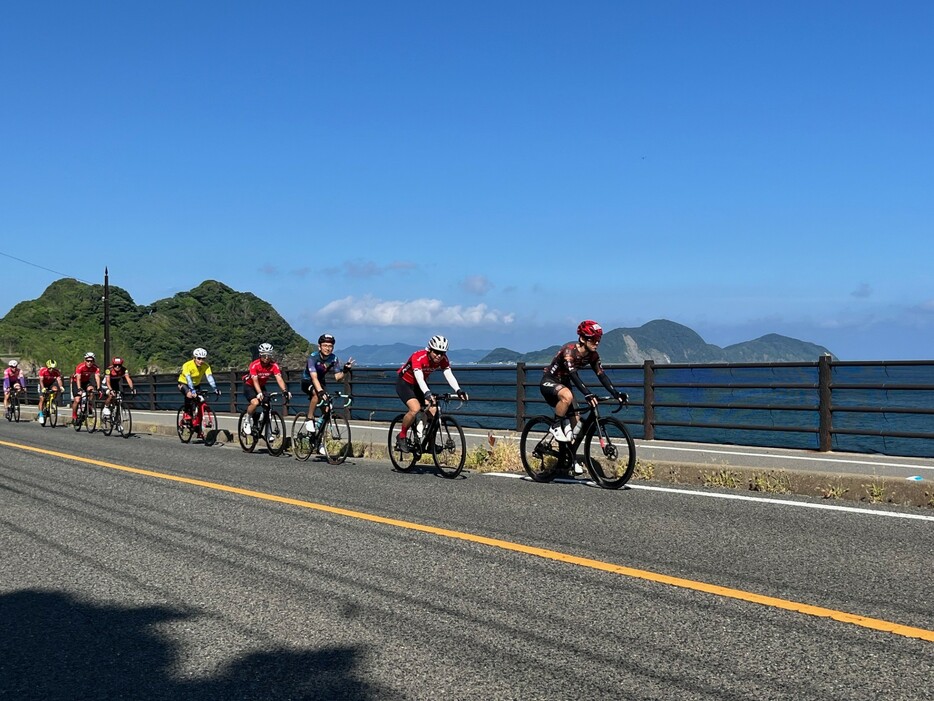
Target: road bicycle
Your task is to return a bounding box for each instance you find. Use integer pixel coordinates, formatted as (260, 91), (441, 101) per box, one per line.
(177, 390), (220, 446)
(39, 387), (60, 427)
(73, 387), (99, 433)
(291, 391), (353, 464)
(388, 393), (467, 479)
(4, 385), (24, 422)
(520, 396), (636, 489)
(101, 389), (134, 438)
(238, 391), (286, 456)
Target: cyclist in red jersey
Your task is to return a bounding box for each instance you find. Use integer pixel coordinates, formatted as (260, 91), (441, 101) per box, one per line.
(241, 342), (291, 432)
(71, 352), (102, 423)
(540, 320), (626, 447)
(101, 357), (136, 421)
(394, 335), (468, 452)
(37, 360), (65, 425)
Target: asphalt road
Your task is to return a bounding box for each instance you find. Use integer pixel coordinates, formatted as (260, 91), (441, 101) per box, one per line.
(2, 420), (933, 700)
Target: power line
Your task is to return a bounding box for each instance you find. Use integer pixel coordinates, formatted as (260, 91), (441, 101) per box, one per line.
(0, 251), (95, 285)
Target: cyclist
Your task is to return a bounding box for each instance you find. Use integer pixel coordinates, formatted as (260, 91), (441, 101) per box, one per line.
(241, 342), (291, 433)
(4, 360), (26, 420)
(178, 348), (220, 436)
(71, 352), (102, 424)
(301, 333), (355, 434)
(541, 320), (626, 446)
(394, 335), (468, 452)
(37, 360), (65, 426)
(101, 357), (136, 422)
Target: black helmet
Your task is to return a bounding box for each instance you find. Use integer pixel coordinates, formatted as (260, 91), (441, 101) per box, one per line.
(318, 334), (336, 345)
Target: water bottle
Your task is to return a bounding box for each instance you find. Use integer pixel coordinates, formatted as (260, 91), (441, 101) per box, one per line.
(415, 418), (426, 442)
(571, 422), (582, 440)
(315, 415), (325, 431)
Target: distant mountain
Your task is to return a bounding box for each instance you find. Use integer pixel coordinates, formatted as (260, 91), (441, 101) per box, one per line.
(343, 344), (493, 366)
(0, 279), (310, 373)
(478, 320), (834, 364)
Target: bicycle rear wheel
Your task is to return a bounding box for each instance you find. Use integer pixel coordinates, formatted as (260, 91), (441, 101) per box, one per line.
(177, 407), (193, 443)
(388, 414), (417, 472)
(291, 413), (313, 461)
(520, 416), (561, 482)
(432, 416), (465, 478)
(584, 417), (636, 489)
(266, 410), (286, 456)
(238, 410), (258, 452)
(323, 413), (352, 465)
(102, 405), (115, 436)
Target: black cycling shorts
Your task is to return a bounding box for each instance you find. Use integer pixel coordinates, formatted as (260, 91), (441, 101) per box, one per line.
(396, 374), (424, 405)
(540, 376), (567, 409)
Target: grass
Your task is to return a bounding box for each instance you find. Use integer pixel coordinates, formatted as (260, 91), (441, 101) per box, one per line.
(633, 460), (655, 481)
(703, 469), (741, 489)
(863, 481), (888, 504)
(820, 482), (849, 500)
(749, 471), (791, 494)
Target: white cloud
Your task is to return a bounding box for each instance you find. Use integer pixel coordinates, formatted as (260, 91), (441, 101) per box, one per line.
(315, 296), (515, 327)
(322, 259), (418, 278)
(460, 275), (493, 295)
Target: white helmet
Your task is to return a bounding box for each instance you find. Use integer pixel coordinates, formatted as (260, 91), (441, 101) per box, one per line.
(428, 335), (449, 352)
(258, 342), (274, 356)
(84, 352), (95, 361)
(193, 347), (208, 359)
(8, 359), (17, 368)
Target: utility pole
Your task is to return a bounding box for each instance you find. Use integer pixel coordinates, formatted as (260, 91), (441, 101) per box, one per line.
(103, 267), (111, 365)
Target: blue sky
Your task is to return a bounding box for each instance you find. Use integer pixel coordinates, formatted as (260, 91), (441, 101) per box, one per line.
(2, 2), (932, 360)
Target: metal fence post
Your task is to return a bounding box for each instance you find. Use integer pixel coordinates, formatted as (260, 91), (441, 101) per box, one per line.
(643, 360), (655, 441)
(516, 362), (526, 431)
(818, 354), (832, 451)
(230, 371), (238, 414)
(148, 373), (156, 411)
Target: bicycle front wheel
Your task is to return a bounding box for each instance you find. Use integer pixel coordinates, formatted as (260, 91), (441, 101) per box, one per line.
(388, 414), (417, 472)
(200, 405), (216, 446)
(432, 416), (465, 478)
(11, 397), (20, 423)
(520, 416), (560, 482)
(177, 407), (193, 443)
(238, 410), (257, 452)
(584, 417), (636, 489)
(266, 410), (286, 456)
(291, 413), (313, 461)
(48, 401), (58, 427)
(84, 402), (98, 433)
(119, 405), (132, 438)
(323, 413), (352, 465)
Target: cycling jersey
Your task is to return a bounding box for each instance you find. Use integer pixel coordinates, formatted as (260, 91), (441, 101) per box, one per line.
(4, 367), (24, 390)
(105, 365), (128, 380)
(302, 351), (342, 383)
(243, 358), (281, 388)
(38, 367), (62, 388)
(73, 362), (100, 386)
(542, 342), (617, 397)
(178, 359), (215, 389)
(398, 350), (450, 385)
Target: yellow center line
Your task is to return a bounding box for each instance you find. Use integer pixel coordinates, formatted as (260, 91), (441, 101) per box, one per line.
(5, 438), (933, 643)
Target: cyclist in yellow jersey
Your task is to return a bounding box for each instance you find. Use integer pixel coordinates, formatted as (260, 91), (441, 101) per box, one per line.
(177, 348), (220, 422)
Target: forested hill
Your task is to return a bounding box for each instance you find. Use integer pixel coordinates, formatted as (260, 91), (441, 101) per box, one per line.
(0, 279), (310, 373)
(479, 320), (834, 364)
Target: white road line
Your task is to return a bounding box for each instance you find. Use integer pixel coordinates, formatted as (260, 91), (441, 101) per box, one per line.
(638, 444), (934, 471)
(486, 473), (934, 522)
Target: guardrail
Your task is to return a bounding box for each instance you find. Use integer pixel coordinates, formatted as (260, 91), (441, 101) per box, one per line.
(22, 358), (934, 458)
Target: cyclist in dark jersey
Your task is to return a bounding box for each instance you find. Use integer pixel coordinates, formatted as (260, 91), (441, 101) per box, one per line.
(540, 320), (626, 445)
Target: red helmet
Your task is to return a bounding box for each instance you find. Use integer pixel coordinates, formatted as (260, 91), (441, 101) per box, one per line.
(577, 320), (603, 340)
(112, 357), (123, 366)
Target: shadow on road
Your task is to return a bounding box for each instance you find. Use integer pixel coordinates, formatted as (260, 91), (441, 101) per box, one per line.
(0, 589), (392, 700)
